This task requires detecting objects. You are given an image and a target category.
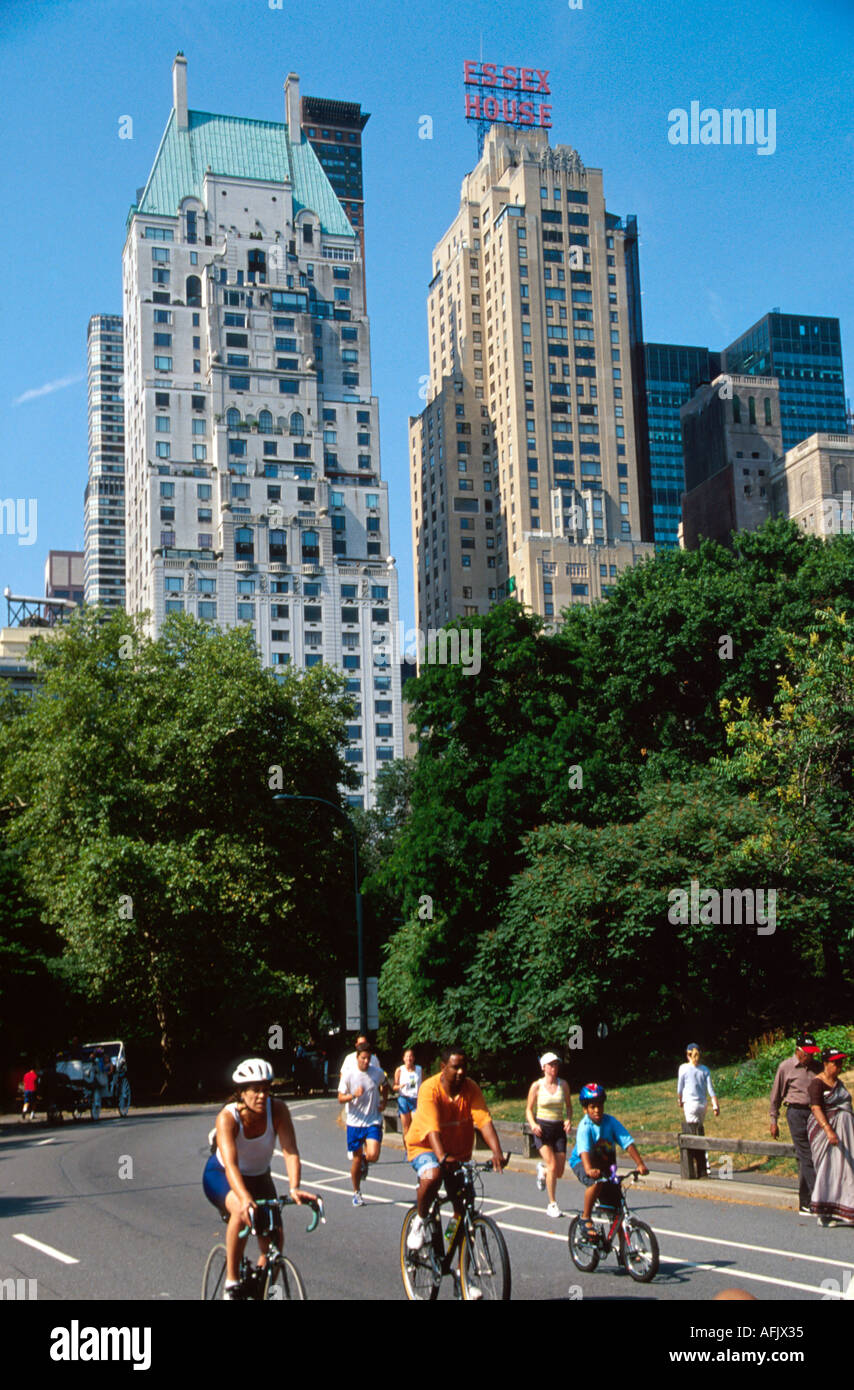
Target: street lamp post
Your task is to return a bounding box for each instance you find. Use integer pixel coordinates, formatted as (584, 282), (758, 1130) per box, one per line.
(272, 794), (366, 1034)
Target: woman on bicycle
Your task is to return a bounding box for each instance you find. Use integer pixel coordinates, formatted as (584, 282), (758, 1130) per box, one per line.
(525, 1051), (573, 1217)
(394, 1048), (423, 1143)
(202, 1058), (318, 1300)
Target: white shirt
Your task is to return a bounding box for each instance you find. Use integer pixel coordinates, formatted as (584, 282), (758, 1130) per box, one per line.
(339, 1064), (385, 1128)
(678, 1063), (717, 1114)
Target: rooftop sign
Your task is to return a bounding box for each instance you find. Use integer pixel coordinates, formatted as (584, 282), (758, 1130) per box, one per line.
(463, 61), (552, 134)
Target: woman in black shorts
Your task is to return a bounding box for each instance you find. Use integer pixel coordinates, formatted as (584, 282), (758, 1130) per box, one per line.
(526, 1052), (573, 1217)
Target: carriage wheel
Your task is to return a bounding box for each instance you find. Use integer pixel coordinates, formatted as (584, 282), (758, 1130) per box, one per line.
(91, 1090), (102, 1122)
(117, 1077), (131, 1117)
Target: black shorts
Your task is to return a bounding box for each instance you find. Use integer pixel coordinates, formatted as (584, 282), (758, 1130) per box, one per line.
(534, 1119), (567, 1153)
(202, 1155), (277, 1213)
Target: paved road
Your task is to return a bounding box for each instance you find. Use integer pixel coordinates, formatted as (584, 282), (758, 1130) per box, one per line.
(2, 1099), (853, 1301)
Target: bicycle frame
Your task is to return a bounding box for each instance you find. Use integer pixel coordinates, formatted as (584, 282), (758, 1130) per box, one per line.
(235, 1195), (324, 1299)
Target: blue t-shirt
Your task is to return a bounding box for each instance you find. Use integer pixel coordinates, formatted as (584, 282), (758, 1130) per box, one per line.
(570, 1113), (634, 1170)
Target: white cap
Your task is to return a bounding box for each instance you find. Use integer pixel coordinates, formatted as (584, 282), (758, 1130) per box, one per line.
(540, 1051), (560, 1067)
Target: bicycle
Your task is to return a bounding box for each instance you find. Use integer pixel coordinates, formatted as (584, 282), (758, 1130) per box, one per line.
(400, 1159), (511, 1301)
(567, 1169), (659, 1283)
(201, 1194), (325, 1301)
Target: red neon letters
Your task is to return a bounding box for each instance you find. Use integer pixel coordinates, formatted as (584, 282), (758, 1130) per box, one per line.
(463, 60), (552, 130)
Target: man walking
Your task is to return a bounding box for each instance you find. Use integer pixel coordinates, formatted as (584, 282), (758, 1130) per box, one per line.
(769, 1030), (821, 1214)
(677, 1044), (720, 1178)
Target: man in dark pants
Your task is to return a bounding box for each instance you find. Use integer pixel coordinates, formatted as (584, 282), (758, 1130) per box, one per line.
(769, 1031), (821, 1214)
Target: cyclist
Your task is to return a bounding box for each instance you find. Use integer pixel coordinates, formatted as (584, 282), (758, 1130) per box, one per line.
(338, 1044), (388, 1205)
(405, 1044), (505, 1251)
(525, 1051), (573, 1217)
(570, 1082), (648, 1241)
(202, 1058), (318, 1300)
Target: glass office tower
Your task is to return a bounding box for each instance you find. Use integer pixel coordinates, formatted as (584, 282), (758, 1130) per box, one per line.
(723, 312), (846, 451)
(644, 343), (720, 548)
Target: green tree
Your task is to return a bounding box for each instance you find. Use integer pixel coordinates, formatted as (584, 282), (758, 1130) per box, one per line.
(0, 609), (357, 1085)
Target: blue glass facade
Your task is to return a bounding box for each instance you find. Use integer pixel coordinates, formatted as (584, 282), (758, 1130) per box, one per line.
(723, 312), (846, 451)
(644, 343), (719, 548)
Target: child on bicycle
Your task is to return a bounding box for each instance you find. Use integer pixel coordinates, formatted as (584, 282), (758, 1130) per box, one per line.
(569, 1082), (648, 1240)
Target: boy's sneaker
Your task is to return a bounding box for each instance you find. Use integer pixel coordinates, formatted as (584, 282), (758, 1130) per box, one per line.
(798, 1205), (812, 1214)
(536, 1161), (546, 1192)
(546, 1201), (561, 1218)
(352, 1192), (365, 1207)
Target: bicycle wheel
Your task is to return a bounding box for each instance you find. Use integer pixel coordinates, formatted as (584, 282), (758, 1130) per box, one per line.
(264, 1256), (307, 1300)
(117, 1077), (131, 1117)
(623, 1220), (659, 1283)
(568, 1216), (600, 1273)
(399, 1208), (440, 1301)
(91, 1090), (102, 1122)
(202, 1244), (228, 1300)
(459, 1215), (511, 1301)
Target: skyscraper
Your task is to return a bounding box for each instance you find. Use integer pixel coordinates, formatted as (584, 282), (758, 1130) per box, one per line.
(409, 124), (654, 632)
(122, 56), (402, 807)
(84, 314), (126, 607)
(723, 311), (846, 451)
(644, 343), (720, 549)
(301, 97), (370, 272)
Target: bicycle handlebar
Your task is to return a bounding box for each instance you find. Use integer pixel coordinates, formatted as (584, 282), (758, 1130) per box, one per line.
(239, 1194), (325, 1238)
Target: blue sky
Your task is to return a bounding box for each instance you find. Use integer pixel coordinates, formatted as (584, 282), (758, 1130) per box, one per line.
(1, 0), (851, 624)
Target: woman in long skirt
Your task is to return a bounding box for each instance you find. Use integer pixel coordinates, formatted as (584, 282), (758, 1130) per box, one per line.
(808, 1046), (854, 1228)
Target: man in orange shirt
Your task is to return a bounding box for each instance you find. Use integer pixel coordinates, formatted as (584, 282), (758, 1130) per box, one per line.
(405, 1044), (505, 1250)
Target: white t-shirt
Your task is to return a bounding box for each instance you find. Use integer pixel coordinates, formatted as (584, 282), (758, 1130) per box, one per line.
(339, 1064), (385, 1128)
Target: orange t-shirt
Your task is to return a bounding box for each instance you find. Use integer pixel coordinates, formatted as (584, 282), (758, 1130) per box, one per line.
(405, 1073), (492, 1161)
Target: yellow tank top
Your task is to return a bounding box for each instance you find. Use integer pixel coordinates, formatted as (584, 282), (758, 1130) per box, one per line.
(535, 1079), (565, 1123)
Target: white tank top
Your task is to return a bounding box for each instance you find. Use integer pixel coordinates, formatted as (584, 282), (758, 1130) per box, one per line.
(215, 1098), (276, 1176)
(398, 1065), (422, 1099)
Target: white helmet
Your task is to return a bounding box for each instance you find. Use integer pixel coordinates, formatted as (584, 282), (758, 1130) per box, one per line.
(232, 1058), (274, 1085)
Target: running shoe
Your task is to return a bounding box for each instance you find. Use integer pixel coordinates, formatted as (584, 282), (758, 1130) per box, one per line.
(536, 1161), (546, 1192)
(546, 1201), (561, 1218)
(352, 1192), (365, 1207)
(798, 1205), (812, 1214)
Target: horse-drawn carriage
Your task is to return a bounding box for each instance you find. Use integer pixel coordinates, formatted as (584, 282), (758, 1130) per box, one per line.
(44, 1040), (131, 1123)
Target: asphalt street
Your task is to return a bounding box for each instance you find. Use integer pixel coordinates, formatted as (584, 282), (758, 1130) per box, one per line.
(2, 1097), (853, 1301)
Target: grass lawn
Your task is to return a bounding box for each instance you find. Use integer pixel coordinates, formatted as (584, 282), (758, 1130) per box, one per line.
(483, 1063), (854, 1180)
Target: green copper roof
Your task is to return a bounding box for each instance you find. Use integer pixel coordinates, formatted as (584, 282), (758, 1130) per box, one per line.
(136, 109), (353, 236)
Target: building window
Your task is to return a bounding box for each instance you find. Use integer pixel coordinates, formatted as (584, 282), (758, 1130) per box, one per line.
(186, 275), (202, 307)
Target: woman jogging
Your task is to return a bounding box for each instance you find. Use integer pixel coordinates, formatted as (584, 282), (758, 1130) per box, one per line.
(394, 1048), (423, 1142)
(526, 1052), (573, 1217)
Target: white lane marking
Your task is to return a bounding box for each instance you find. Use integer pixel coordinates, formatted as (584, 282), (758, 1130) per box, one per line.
(292, 1115), (316, 1122)
(13, 1234), (79, 1265)
(287, 1165), (844, 1297)
(36, 1138), (55, 1146)
(656, 1224), (854, 1271)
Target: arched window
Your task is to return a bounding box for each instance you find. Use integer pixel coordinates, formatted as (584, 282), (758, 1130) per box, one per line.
(269, 529), (287, 560)
(186, 275), (202, 308)
(235, 526), (254, 559)
(248, 249), (267, 284)
(226, 407), (240, 429)
(290, 411), (305, 436)
(748, 396), (756, 424)
(258, 410), (273, 434)
(764, 397), (772, 425)
(834, 463), (849, 493)
(301, 529), (319, 560)
(733, 396), (741, 423)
